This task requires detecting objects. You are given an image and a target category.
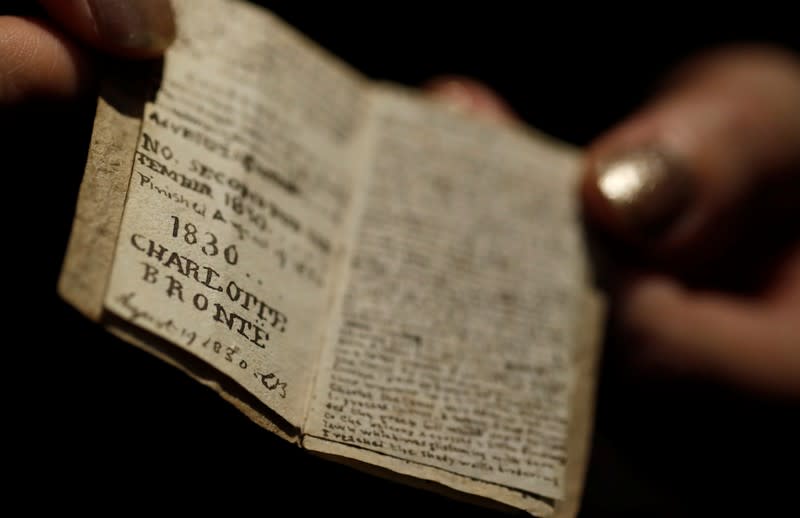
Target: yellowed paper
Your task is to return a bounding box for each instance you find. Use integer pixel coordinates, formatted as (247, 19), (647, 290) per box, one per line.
(59, 57), (301, 441)
(58, 75), (149, 320)
(100, 0), (368, 427)
(304, 87), (600, 510)
(552, 291), (603, 518)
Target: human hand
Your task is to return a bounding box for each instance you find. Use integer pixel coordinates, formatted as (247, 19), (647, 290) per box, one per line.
(427, 47), (800, 396)
(1, 0), (175, 104)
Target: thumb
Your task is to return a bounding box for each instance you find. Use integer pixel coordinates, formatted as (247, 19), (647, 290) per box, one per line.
(38, 0), (175, 58)
(583, 46), (800, 259)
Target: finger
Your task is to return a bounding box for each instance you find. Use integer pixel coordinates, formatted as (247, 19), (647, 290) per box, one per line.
(37, 0), (175, 58)
(0, 16), (92, 104)
(424, 77), (518, 123)
(582, 46), (800, 256)
(621, 267), (800, 396)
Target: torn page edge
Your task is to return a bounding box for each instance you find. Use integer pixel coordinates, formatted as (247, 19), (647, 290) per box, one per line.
(304, 435), (554, 517)
(58, 95), (143, 320)
(105, 312), (299, 443)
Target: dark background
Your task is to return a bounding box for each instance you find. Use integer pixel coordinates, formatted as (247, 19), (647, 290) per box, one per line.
(8, 2), (799, 516)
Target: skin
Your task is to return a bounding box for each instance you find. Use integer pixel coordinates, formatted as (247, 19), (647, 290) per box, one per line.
(0, 0), (174, 104)
(3, 3), (798, 396)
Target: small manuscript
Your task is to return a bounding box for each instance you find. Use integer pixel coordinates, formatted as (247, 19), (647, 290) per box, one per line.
(59, 1), (603, 515)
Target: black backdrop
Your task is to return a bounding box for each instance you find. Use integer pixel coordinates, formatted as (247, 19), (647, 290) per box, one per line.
(7, 2), (799, 516)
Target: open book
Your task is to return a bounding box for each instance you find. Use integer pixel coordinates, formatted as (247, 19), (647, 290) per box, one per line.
(59, 1), (603, 515)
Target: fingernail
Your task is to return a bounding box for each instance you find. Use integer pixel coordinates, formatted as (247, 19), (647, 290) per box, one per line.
(88, 0), (176, 52)
(595, 148), (692, 237)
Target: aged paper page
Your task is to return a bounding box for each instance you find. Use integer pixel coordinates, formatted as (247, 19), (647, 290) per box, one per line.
(101, 0), (367, 427)
(305, 88), (602, 514)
